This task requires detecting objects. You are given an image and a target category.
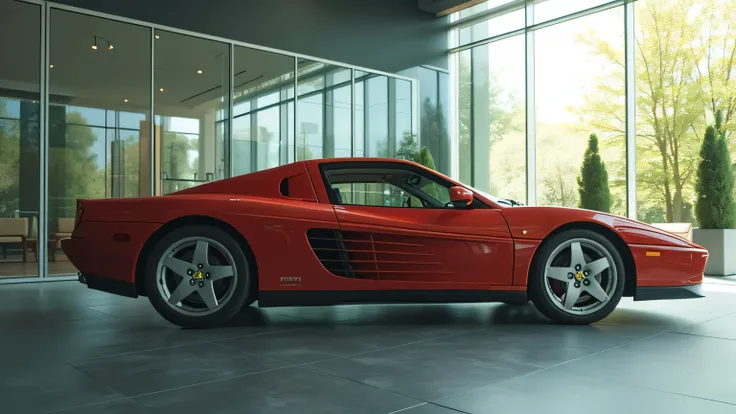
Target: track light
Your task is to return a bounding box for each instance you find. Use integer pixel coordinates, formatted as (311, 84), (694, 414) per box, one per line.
(92, 35), (113, 51)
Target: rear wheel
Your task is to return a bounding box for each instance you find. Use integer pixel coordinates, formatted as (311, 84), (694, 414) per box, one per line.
(528, 229), (625, 325)
(144, 225), (254, 329)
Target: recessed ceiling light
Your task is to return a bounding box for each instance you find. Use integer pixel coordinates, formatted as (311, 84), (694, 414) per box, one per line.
(155, 34), (160, 39)
(124, 99), (128, 103)
(49, 64), (54, 68)
(197, 69), (202, 74)
(159, 88), (164, 92)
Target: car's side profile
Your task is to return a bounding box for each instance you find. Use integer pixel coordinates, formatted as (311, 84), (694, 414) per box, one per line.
(62, 158), (708, 328)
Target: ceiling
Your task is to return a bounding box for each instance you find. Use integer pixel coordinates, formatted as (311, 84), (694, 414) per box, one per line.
(0, 1), (296, 119)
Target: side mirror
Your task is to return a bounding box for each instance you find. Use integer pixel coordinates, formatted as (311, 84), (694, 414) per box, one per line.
(450, 186), (473, 208)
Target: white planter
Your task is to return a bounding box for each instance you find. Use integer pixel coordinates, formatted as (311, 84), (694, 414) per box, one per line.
(693, 228), (736, 276)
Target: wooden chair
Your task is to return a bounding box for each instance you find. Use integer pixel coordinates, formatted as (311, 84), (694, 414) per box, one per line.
(0, 217), (30, 262)
(54, 217), (75, 241)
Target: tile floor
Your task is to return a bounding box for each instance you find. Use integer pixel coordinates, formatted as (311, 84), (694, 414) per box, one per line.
(2, 280), (736, 413)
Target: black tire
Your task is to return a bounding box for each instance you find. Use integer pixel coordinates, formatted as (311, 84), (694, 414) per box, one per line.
(528, 229), (625, 325)
(144, 224), (254, 329)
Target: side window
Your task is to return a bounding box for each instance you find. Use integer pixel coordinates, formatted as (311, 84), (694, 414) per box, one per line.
(324, 166), (456, 209)
(332, 182), (422, 208)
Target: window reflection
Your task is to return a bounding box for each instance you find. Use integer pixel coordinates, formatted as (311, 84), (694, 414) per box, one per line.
(154, 31), (229, 194)
(534, 7), (625, 214)
(0, 0), (40, 278)
(232, 45), (294, 174)
(297, 60), (352, 160)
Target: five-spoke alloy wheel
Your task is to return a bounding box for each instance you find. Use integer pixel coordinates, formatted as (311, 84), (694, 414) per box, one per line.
(529, 229), (625, 324)
(145, 225), (254, 328)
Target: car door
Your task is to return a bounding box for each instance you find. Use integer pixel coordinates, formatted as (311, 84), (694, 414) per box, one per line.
(311, 161), (515, 288)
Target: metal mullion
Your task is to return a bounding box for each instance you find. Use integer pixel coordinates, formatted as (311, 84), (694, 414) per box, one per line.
(289, 57), (296, 161)
(227, 43), (234, 178)
(625, 1), (636, 219)
(234, 99), (294, 120)
(39, 1), (48, 278)
(150, 27), (155, 196)
(525, 1), (536, 206)
(451, 0), (525, 30)
(526, 0), (624, 32)
(451, 28), (525, 54)
(351, 68), (355, 157)
(469, 48), (475, 187)
(449, 51), (459, 180)
(451, 0), (626, 54)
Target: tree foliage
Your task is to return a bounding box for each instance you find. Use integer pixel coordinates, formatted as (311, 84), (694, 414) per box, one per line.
(395, 131), (436, 171)
(577, 133), (612, 212)
(695, 111), (736, 228)
(579, 0), (736, 223)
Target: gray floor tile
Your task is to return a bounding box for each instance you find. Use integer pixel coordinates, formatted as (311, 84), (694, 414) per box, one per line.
(133, 367), (420, 414)
(67, 342), (291, 396)
(0, 317), (208, 362)
(0, 362), (123, 413)
(214, 324), (477, 364)
(3, 280), (736, 414)
(553, 332), (736, 405)
(45, 398), (153, 414)
(437, 369), (736, 414)
(307, 334), (541, 401)
(391, 403), (468, 413)
(674, 312), (736, 340)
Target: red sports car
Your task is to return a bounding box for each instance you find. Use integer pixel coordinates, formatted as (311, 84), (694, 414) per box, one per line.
(62, 158), (707, 328)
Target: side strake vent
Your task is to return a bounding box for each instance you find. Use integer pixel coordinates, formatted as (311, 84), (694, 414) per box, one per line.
(306, 228), (445, 280)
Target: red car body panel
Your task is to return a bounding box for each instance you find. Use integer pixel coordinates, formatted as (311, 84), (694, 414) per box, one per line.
(62, 158), (707, 305)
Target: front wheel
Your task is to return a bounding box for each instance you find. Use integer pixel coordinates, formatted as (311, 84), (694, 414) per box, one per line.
(528, 229), (625, 325)
(144, 225), (254, 329)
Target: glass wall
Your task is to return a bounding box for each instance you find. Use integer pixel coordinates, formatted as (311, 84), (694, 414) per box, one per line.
(452, 0), (735, 228)
(153, 31), (229, 195)
(458, 35), (526, 203)
(0, 0), (40, 278)
(633, 0), (734, 225)
(0, 1), (416, 280)
(534, 7), (625, 215)
(232, 46), (294, 174)
(296, 60), (352, 160)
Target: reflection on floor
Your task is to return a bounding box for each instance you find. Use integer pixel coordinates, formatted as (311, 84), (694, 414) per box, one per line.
(0, 251), (77, 278)
(2, 280), (736, 413)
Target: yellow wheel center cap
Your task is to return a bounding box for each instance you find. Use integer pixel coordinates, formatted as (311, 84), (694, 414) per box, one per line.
(575, 271), (585, 281)
(193, 271), (204, 280)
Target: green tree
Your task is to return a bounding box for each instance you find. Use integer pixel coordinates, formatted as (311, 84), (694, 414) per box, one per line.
(395, 131), (421, 163)
(695, 111), (736, 228)
(48, 111), (105, 218)
(577, 0), (736, 222)
(0, 99), (21, 215)
(395, 131), (436, 170)
(577, 133), (612, 212)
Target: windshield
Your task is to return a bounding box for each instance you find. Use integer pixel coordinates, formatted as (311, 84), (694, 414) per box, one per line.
(463, 185), (521, 206)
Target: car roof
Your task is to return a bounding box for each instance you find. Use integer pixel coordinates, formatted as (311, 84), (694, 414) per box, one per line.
(305, 157), (418, 167)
